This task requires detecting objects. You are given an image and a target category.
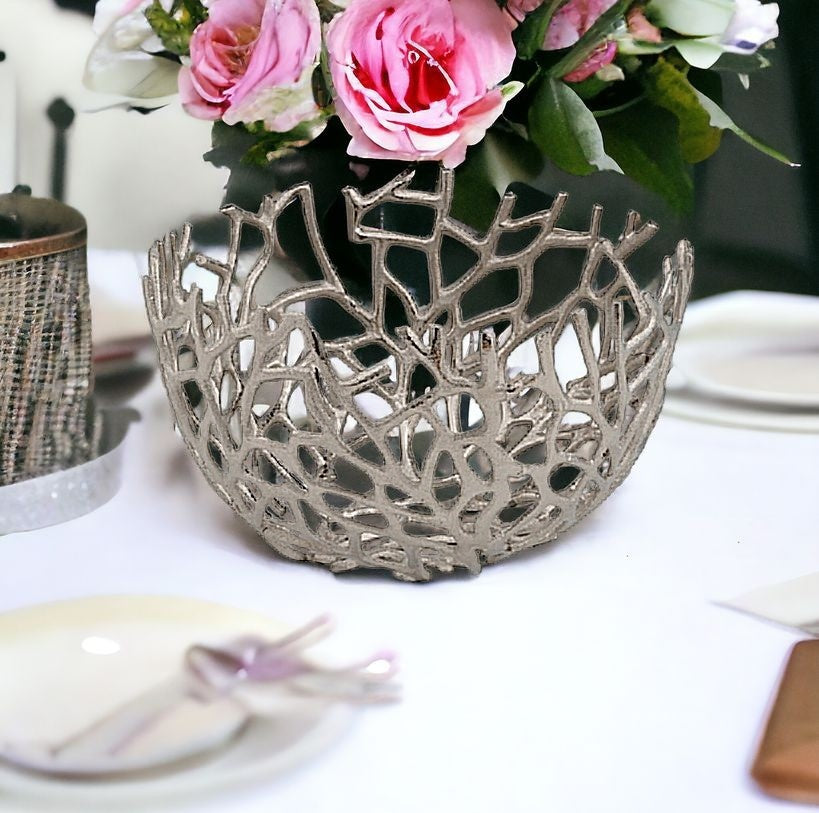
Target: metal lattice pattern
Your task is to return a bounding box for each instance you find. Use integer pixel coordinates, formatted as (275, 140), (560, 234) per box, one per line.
(145, 170), (693, 580)
(0, 247), (95, 485)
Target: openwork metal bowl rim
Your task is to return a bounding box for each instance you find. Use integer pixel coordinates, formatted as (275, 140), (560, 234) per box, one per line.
(145, 168), (693, 581)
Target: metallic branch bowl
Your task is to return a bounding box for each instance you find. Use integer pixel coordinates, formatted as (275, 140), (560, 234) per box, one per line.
(144, 170), (693, 581)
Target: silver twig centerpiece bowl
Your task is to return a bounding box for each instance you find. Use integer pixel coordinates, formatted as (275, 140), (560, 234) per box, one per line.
(144, 170), (693, 581)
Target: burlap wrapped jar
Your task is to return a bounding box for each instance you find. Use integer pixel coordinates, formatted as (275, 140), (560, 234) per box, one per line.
(0, 193), (95, 485)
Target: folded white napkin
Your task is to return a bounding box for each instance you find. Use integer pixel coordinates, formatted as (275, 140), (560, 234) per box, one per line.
(719, 572), (819, 636)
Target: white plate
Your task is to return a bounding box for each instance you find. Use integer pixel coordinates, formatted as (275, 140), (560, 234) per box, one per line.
(675, 337), (819, 408)
(672, 291), (819, 408)
(665, 291), (819, 433)
(663, 386), (819, 434)
(0, 596), (350, 809)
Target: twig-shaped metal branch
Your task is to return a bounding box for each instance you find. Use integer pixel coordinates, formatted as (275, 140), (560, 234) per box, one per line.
(144, 168), (693, 581)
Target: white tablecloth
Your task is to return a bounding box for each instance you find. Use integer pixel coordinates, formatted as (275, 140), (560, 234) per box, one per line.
(2, 382), (818, 813)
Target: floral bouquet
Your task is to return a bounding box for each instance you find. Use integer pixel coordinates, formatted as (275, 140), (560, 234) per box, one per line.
(86, 0), (790, 223)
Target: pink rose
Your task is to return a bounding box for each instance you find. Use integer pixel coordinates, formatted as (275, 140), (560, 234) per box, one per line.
(626, 7), (663, 44)
(326, 0), (519, 168)
(179, 0), (322, 132)
(505, 0), (546, 26)
(543, 0), (618, 82)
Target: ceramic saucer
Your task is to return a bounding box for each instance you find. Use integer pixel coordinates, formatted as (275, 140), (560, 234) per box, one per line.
(0, 595), (350, 808)
(666, 291), (819, 433)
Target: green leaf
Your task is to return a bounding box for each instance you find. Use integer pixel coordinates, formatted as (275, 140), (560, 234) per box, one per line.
(177, 0), (207, 19)
(451, 143), (502, 232)
(617, 39), (675, 56)
(514, 0), (569, 60)
(547, 0), (631, 79)
(643, 57), (722, 164)
(243, 120), (329, 165)
(207, 117), (364, 216)
(205, 121), (258, 169)
(144, 0), (207, 57)
(572, 75), (611, 101)
(315, 0), (345, 24)
(710, 51), (771, 74)
(501, 81), (525, 103)
(600, 101), (694, 214)
(692, 89), (799, 166)
(687, 67), (723, 104)
(206, 118), (329, 169)
(529, 78), (622, 176)
(483, 126), (545, 190)
(451, 122), (545, 231)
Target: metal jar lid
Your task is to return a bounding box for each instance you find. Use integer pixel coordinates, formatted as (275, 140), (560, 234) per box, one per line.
(0, 193), (86, 262)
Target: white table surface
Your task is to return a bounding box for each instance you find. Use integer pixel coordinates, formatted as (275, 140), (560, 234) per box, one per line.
(1, 379), (818, 813)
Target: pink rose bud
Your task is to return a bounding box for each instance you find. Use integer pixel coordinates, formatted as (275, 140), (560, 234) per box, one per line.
(626, 7), (663, 44)
(178, 0), (322, 133)
(326, 0), (519, 169)
(505, 0), (546, 27)
(543, 0), (619, 82)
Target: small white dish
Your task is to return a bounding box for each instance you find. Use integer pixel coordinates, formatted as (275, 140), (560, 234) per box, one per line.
(674, 337), (819, 409)
(666, 291), (819, 433)
(0, 596), (350, 808)
(663, 387), (819, 434)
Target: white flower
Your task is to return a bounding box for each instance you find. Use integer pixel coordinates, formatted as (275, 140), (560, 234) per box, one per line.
(721, 0), (779, 54)
(92, 0), (166, 49)
(648, 0), (779, 69)
(649, 0), (735, 37)
(84, 0), (179, 103)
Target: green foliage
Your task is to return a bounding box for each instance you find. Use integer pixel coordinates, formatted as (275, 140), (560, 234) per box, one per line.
(208, 119), (329, 169)
(315, 0), (346, 24)
(206, 118), (362, 215)
(514, 1), (569, 60)
(207, 121), (258, 170)
(529, 78), (621, 175)
(452, 128), (544, 231)
(572, 75), (612, 101)
(644, 57), (722, 163)
(197, 0), (792, 220)
(243, 119), (330, 165)
(710, 50), (772, 74)
(451, 145), (503, 232)
(692, 89), (797, 166)
(599, 101), (694, 213)
(144, 0), (208, 57)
